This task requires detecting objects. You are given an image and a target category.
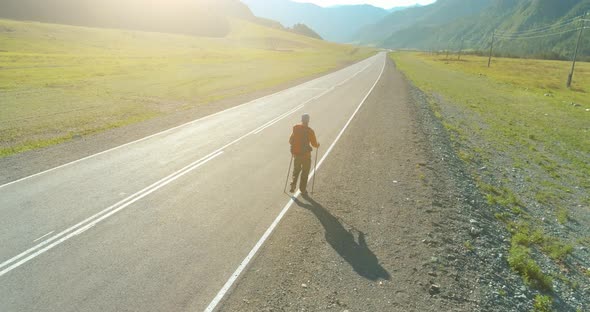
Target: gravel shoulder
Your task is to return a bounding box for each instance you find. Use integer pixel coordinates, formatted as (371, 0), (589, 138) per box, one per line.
(219, 58), (487, 311)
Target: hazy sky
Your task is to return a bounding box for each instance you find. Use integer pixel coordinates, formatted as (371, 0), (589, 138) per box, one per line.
(291, 0), (437, 9)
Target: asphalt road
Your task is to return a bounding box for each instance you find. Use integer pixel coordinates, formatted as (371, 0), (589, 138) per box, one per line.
(0, 52), (386, 311)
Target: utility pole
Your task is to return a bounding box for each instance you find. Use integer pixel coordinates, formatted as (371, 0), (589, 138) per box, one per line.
(458, 38), (464, 60)
(567, 13), (587, 88)
(488, 30), (495, 68)
(435, 34), (440, 56)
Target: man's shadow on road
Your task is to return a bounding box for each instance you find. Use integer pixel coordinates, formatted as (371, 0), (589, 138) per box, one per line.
(293, 195), (390, 281)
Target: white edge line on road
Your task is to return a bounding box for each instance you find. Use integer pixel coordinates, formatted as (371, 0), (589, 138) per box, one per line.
(0, 151), (224, 276)
(33, 231), (54, 242)
(203, 53), (387, 312)
(0, 56), (377, 190)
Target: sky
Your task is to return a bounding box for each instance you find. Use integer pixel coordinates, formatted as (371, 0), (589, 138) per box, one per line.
(291, 0), (437, 9)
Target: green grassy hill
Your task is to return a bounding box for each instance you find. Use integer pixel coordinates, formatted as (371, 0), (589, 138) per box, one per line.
(358, 0), (590, 60)
(355, 0), (492, 46)
(0, 18), (373, 157)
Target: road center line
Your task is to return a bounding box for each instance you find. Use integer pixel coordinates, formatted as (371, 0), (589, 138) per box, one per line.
(0, 151), (223, 277)
(336, 63), (372, 87)
(33, 231), (54, 242)
(204, 53), (387, 312)
(0, 151), (225, 278)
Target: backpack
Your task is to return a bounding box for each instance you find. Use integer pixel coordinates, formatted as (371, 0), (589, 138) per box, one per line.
(290, 126), (312, 155)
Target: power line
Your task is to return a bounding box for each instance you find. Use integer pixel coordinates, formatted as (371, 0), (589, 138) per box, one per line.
(495, 16), (582, 36)
(495, 18), (581, 36)
(495, 27), (582, 40)
(496, 16), (580, 33)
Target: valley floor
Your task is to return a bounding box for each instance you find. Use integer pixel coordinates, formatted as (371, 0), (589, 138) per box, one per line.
(3, 52), (586, 311)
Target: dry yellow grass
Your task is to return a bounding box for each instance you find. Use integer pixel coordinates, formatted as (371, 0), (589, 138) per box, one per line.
(0, 18), (374, 156)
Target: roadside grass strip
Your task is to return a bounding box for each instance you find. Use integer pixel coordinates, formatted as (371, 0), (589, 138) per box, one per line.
(391, 52), (589, 307)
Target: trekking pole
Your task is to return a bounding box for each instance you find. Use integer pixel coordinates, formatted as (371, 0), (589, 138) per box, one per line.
(283, 155), (293, 194)
(312, 146), (319, 194)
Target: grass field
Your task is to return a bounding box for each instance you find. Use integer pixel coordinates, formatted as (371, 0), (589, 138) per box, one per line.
(391, 52), (589, 306)
(0, 18), (374, 157)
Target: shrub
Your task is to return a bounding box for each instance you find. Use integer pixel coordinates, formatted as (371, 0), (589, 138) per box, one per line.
(508, 242), (552, 291)
(533, 294), (553, 312)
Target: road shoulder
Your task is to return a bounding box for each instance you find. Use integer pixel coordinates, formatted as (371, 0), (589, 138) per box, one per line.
(219, 58), (482, 311)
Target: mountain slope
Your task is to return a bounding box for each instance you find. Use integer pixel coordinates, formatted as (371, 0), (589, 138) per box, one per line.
(355, 0), (493, 45)
(0, 0), (258, 37)
(242, 0), (390, 42)
(356, 0), (590, 60)
(291, 23), (323, 39)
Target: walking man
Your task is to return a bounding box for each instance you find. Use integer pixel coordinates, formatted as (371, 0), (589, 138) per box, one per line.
(289, 113), (319, 195)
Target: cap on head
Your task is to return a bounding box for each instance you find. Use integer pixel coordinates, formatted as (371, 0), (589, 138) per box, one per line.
(301, 113), (310, 124)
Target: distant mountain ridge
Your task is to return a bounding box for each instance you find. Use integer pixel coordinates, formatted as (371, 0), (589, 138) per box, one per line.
(241, 0), (394, 42)
(355, 0), (590, 60)
(0, 0), (262, 37)
(388, 4), (424, 13)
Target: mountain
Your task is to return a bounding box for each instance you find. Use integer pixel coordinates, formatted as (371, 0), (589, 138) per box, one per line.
(0, 0), (261, 37)
(355, 0), (590, 60)
(241, 0), (391, 42)
(355, 0), (493, 45)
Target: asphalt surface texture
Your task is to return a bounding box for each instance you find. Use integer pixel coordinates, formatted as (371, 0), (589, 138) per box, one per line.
(0, 53), (383, 310)
(1, 53), (484, 311)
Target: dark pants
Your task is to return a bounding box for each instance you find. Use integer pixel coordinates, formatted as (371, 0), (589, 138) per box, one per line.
(290, 155), (311, 193)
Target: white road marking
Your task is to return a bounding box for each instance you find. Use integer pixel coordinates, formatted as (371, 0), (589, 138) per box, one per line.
(33, 231), (54, 242)
(73, 223), (96, 237)
(204, 53), (387, 312)
(0, 56), (376, 190)
(0, 151), (223, 277)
